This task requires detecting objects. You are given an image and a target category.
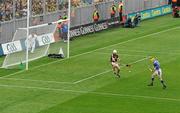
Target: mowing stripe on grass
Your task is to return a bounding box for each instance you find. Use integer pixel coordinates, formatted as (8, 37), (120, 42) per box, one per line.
(0, 77), (73, 84)
(0, 70), (28, 78)
(3, 26), (180, 78)
(0, 84), (180, 102)
(74, 57), (149, 84)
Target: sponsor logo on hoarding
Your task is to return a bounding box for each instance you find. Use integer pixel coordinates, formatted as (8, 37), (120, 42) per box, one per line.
(128, 5), (172, 20)
(37, 33), (55, 46)
(152, 9), (162, 16)
(141, 12), (151, 19)
(70, 22), (108, 37)
(2, 40), (22, 54)
(70, 28), (81, 37)
(42, 35), (51, 44)
(80, 25), (94, 35)
(162, 7), (171, 14)
(94, 22), (108, 31)
(6, 43), (17, 53)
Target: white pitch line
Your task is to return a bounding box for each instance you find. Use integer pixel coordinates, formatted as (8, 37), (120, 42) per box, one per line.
(0, 84), (180, 102)
(3, 26), (180, 78)
(74, 57), (149, 84)
(107, 49), (180, 55)
(0, 77), (73, 84)
(74, 70), (112, 84)
(96, 52), (147, 57)
(0, 70), (26, 78)
(129, 57), (149, 65)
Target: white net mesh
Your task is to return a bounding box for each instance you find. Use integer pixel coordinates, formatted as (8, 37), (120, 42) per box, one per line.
(2, 22), (58, 68)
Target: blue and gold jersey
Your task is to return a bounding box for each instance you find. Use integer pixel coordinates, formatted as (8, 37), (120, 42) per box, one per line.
(153, 60), (160, 70)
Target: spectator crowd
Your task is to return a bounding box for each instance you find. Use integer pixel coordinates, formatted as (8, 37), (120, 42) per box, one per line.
(0, 0), (110, 22)
(0, 0), (13, 21)
(0, 0), (68, 22)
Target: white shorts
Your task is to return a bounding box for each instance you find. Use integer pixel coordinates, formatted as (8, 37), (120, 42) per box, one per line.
(152, 68), (162, 80)
(111, 62), (120, 68)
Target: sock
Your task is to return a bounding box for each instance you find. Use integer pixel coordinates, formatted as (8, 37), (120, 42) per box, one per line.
(151, 78), (154, 83)
(161, 80), (166, 86)
(152, 78), (154, 81)
(113, 68), (116, 73)
(117, 69), (120, 75)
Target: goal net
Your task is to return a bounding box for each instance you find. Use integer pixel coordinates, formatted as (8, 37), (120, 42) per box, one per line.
(1, 20), (68, 69)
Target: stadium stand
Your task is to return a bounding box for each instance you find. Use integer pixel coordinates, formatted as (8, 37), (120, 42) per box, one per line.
(0, 0), (13, 21)
(0, 0), (69, 22)
(0, 0), (108, 22)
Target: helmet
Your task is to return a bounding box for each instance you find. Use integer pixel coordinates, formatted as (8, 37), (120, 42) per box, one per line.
(113, 50), (117, 54)
(149, 56), (155, 62)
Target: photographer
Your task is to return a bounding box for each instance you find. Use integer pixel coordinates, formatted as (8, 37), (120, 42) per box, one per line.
(133, 13), (141, 27)
(124, 13), (141, 28)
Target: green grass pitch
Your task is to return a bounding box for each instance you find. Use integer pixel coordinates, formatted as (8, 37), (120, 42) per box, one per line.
(0, 15), (180, 113)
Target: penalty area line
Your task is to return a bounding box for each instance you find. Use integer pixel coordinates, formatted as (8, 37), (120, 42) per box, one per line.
(0, 84), (180, 102)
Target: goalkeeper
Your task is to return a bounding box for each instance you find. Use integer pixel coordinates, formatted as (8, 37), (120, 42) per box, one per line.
(110, 50), (120, 78)
(148, 57), (167, 89)
(25, 33), (37, 53)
